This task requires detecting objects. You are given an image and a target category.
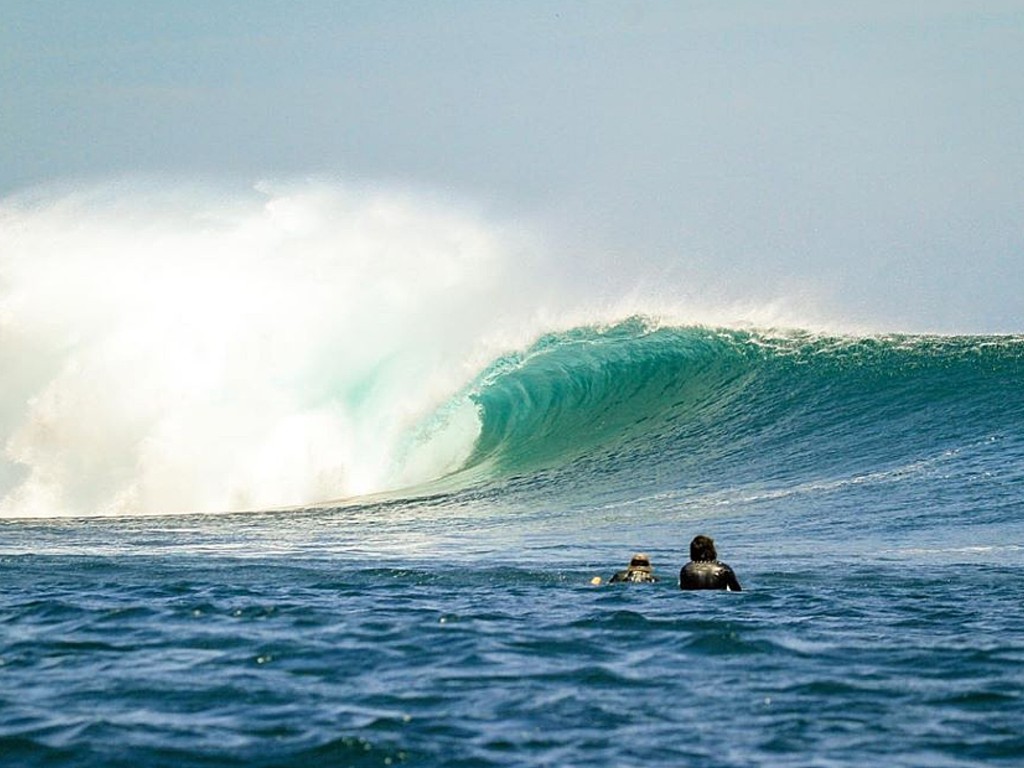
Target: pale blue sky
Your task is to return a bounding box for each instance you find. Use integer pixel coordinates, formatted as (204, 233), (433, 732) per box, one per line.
(3, 1), (1023, 331)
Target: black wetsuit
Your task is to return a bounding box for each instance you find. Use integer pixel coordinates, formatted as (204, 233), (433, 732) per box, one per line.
(609, 568), (659, 583)
(679, 560), (741, 591)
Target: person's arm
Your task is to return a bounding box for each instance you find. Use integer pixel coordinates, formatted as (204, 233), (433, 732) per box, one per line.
(725, 567), (742, 592)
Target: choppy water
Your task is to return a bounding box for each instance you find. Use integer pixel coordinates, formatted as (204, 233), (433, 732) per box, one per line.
(3, 513), (1023, 767)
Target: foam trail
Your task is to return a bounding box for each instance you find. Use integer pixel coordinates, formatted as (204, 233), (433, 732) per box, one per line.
(0, 180), (543, 517)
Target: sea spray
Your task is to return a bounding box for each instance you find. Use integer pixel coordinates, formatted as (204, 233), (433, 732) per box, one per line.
(0, 180), (543, 517)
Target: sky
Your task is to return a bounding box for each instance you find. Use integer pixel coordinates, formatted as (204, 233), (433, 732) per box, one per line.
(2, 0), (1023, 332)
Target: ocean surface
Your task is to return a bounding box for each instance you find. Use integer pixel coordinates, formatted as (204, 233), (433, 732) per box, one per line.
(3, 322), (1023, 767)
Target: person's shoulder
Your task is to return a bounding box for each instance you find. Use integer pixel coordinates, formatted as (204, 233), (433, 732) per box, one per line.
(679, 561), (700, 579)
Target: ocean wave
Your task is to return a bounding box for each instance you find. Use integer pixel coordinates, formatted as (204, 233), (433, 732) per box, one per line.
(3, 180), (1022, 518)
(442, 323), (1024, 499)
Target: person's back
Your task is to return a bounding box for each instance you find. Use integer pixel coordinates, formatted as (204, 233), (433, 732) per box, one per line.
(679, 535), (741, 591)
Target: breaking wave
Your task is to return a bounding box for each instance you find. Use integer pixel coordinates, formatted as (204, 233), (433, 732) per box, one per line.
(4, 180), (1020, 518)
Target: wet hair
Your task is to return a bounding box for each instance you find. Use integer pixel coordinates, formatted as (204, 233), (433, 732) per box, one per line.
(689, 535), (717, 562)
(629, 553), (652, 570)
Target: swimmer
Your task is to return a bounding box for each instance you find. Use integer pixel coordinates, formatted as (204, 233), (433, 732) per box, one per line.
(679, 535), (742, 591)
(608, 552), (660, 583)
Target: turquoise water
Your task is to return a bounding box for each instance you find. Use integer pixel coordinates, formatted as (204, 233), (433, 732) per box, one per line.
(2, 324), (1023, 766)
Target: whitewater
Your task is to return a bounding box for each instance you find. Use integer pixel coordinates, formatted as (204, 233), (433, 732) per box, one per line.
(2, 180), (1023, 767)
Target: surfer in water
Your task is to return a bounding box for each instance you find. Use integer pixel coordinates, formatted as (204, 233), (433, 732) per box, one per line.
(608, 552), (660, 583)
(679, 535), (742, 591)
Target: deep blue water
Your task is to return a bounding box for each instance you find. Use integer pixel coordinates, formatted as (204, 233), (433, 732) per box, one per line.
(3, 325), (1024, 767)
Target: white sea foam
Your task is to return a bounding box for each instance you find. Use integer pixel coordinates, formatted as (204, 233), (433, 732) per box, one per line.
(0, 180), (538, 516)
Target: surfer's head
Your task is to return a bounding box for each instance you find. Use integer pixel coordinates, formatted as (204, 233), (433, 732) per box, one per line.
(628, 553), (653, 572)
(690, 535), (717, 562)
